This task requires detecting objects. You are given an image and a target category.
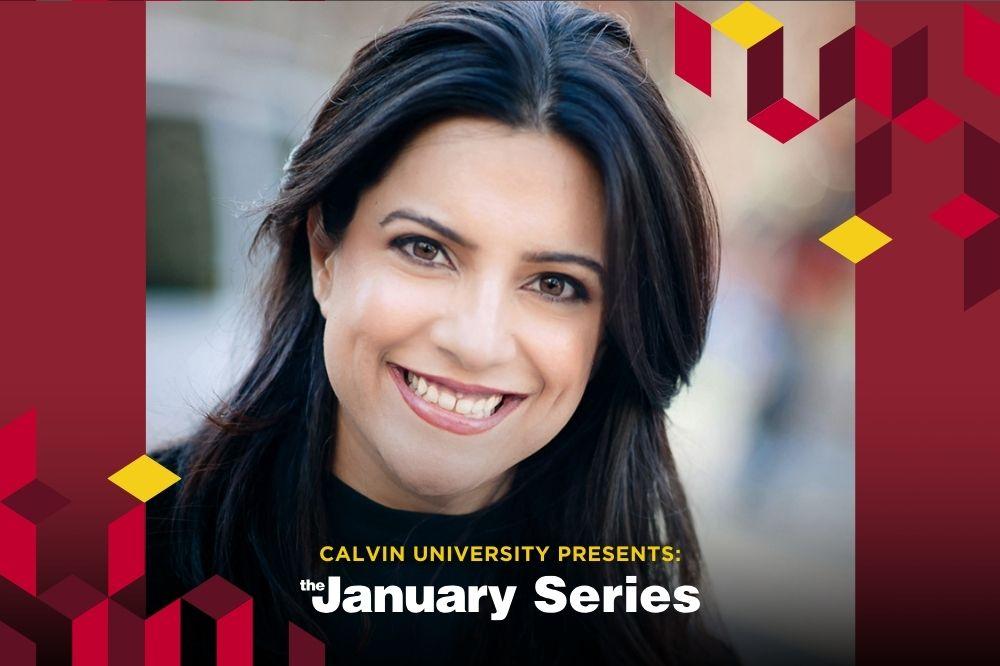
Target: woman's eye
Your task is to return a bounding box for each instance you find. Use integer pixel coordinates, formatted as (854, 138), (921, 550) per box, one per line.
(527, 274), (589, 303)
(392, 235), (451, 267)
(412, 239), (440, 261)
(539, 275), (567, 297)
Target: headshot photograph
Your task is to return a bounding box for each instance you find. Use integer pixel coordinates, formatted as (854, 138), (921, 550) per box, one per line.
(145, 2), (854, 664)
(3, 1), (996, 665)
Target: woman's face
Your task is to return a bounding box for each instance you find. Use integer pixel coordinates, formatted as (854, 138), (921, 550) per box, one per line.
(309, 117), (605, 514)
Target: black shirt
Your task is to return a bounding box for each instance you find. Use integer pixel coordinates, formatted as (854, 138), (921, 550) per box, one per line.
(146, 445), (527, 666)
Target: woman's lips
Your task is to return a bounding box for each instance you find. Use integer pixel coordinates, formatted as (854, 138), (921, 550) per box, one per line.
(387, 363), (525, 435)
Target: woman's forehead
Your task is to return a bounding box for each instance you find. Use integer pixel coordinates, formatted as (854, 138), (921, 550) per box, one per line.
(368, 117), (606, 255)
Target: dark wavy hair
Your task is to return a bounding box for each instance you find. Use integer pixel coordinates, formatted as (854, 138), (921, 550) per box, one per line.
(171, 2), (723, 664)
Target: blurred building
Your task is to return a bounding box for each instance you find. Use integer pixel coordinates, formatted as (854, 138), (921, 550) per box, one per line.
(147, 3), (855, 664)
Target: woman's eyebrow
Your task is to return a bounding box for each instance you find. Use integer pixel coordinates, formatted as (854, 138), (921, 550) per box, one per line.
(522, 251), (606, 284)
(378, 209), (477, 249)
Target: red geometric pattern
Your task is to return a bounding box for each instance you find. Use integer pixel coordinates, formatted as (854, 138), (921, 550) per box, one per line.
(674, 3), (711, 96)
(856, 26), (892, 117)
(289, 622), (326, 665)
(2, 480), (70, 525)
(856, 3), (1000, 663)
(929, 122), (1000, 309)
(851, 25), (929, 121)
(0, 410), (36, 499)
(0, 480), (69, 597)
(0, 404), (328, 662)
(675, 2), (1000, 308)
(932, 192), (1000, 310)
(820, 26), (856, 118)
(0, 415), (69, 597)
(749, 98), (819, 144)
(855, 123), (893, 212)
(183, 576), (253, 666)
(890, 27), (928, 118)
(964, 4), (1000, 95)
(747, 27), (784, 118)
(856, 28), (961, 145)
(676, 3), (854, 142)
(144, 601), (181, 666)
(39, 576), (109, 666)
(0, 621), (35, 666)
(107, 504), (145, 597)
(894, 98), (961, 143)
(931, 193), (998, 240)
(0, 506), (38, 595)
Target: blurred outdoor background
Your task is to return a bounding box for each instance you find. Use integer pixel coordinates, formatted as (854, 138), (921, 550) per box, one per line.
(146, 2), (855, 664)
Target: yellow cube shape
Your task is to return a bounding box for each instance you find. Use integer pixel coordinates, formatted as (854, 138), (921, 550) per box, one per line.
(819, 216), (893, 264)
(712, 2), (783, 49)
(108, 454), (180, 502)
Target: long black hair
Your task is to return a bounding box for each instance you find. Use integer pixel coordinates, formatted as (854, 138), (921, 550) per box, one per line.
(171, 2), (722, 663)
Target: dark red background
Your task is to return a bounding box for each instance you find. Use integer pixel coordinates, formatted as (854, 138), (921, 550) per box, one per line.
(0, 1), (998, 664)
(856, 2), (1000, 664)
(0, 1), (144, 595)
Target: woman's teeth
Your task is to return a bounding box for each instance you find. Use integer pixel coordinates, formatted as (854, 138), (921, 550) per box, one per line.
(405, 370), (504, 419)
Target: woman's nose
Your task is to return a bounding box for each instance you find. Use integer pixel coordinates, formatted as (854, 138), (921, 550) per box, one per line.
(428, 278), (517, 372)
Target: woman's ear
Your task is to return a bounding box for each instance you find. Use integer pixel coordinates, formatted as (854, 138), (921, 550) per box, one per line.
(306, 204), (335, 318)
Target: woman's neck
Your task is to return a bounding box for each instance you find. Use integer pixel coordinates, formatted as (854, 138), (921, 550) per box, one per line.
(331, 411), (513, 515)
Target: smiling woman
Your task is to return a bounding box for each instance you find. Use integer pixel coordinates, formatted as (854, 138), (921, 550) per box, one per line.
(311, 118), (606, 513)
(147, 2), (729, 665)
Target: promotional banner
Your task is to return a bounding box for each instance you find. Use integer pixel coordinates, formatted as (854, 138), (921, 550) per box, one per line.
(1, 2), (998, 665)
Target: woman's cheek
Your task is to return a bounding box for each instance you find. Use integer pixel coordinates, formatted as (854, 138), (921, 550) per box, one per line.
(333, 264), (449, 342)
(521, 309), (601, 405)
